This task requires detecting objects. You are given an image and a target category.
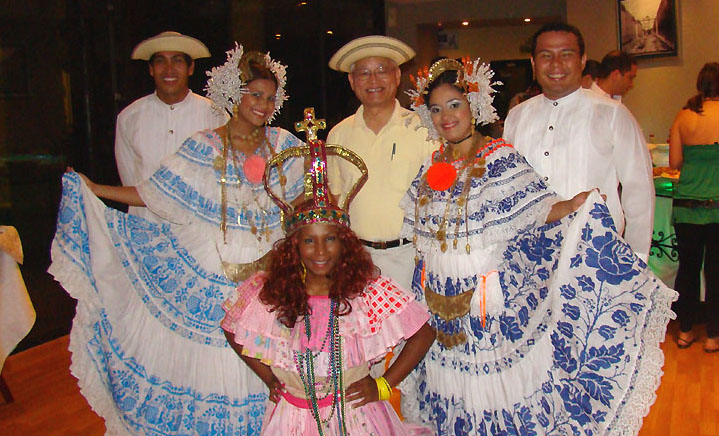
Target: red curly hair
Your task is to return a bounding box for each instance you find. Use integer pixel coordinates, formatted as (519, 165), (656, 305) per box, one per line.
(260, 224), (378, 327)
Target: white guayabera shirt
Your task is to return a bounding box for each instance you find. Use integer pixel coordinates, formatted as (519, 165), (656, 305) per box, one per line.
(114, 90), (227, 221)
(504, 87), (654, 261)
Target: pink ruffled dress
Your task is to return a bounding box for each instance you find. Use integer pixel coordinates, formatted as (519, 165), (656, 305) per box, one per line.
(222, 272), (432, 436)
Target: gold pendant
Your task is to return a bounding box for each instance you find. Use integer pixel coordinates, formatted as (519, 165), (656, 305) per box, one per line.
(465, 243), (471, 254)
(279, 174), (287, 186)
(213, 156), (226, 171)
(436, 229), (446, 241)
(453, 239), (458, 249)
(419, 196), (429, 206)
(440, 241), (448, 252)
(413, 235), (417, 245)
(251, 225), (258, 235)
(456, 197), (466, 207)
(471, 167), (485, 178)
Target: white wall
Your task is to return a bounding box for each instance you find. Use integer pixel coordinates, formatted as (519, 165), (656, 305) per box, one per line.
(438, 23), (542, 61)
(386, 0), (565, 49)
(386, 0), (565, 105)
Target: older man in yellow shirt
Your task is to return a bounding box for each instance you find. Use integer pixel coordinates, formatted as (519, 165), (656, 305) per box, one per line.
(327, 35), (437, 291)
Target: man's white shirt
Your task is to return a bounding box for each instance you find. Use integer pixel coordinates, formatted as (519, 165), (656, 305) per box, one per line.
(504, 88), (654, 260)
(115, 91), (226, 221)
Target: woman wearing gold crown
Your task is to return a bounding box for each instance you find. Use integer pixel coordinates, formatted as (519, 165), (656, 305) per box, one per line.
(398, 58), (678, 435)
(221, 130), (435, 435)
(51, 45), (305, 435)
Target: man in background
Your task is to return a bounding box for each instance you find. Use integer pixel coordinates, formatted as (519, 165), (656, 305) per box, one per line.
(592, 50), (638, 100)
(581, 59), (602, 89)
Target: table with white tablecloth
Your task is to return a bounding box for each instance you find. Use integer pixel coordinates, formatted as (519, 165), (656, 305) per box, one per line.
(0, 225), (35, 402)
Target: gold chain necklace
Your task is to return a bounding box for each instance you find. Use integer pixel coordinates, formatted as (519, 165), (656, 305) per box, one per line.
(414, 136), (487, 254)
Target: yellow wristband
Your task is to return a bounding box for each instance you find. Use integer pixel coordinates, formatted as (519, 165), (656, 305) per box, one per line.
(375, 376), (392, 401)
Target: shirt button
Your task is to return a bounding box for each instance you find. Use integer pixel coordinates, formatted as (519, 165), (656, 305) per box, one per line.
(553, 102), (558, 107)
(544, 151), (549, 156)
(170, 105), (175, 110)
(548, 126), (554, 131)
(544, 176), (549, 181)
(169, 130), (174, 134)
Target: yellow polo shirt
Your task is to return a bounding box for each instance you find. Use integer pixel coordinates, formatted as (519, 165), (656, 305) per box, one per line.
(327, 100), (437, 241)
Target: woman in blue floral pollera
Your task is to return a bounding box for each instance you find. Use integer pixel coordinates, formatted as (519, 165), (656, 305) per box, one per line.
(398, 57), (678, 436)
(51, 45), (304, 435)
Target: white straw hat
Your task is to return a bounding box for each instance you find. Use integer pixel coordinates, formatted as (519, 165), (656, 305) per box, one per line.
(328, 35), (415, 72)
(131, 31), (211, 60)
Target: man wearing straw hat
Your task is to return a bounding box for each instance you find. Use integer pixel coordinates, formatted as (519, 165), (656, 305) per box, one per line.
(115, 31), (226, 221)
(327, 35), (436, 292)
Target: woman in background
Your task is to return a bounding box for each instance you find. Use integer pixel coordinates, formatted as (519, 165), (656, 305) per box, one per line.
(669, 62), (719, 353)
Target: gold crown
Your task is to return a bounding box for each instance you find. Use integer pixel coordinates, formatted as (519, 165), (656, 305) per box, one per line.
(263, 108), (368, 233)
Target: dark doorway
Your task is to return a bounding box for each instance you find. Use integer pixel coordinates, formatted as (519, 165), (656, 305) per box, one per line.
(489, 59), (534, 120)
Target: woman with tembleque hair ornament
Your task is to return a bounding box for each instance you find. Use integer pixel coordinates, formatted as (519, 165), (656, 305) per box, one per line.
(399, 57), (677, 436)
(222, 128), (435, 435)
(51, 45), (305, 435)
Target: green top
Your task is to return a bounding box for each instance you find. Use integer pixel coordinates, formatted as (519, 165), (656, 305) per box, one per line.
(672, 143), (719, 224)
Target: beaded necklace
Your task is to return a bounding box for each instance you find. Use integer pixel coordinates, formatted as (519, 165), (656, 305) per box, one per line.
(293, 298), (348, 436)
(233, 126), (262, 146)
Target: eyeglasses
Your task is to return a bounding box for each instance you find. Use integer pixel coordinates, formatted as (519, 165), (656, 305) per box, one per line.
(350, 66), (396, 81)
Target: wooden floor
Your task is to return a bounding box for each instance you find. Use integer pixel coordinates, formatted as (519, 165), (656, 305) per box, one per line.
(0, 321), (717, 435)
(0, 335), (105, 435)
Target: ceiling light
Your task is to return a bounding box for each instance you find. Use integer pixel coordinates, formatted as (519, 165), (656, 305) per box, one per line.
(326, 30), (333, 35)
(275, 34), (282, 39)
(524, 18), (531, 23)
(461, 21), (469, 26)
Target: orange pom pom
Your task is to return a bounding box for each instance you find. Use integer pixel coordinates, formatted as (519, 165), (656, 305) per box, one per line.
(426, 162), (457, 191)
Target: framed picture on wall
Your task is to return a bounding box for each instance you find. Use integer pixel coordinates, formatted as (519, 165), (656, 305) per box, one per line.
(617, 0), (677, 58)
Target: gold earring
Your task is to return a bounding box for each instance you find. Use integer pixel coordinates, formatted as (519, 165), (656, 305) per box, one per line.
(300, 261), (307, 284)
